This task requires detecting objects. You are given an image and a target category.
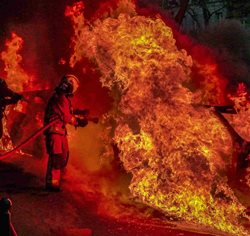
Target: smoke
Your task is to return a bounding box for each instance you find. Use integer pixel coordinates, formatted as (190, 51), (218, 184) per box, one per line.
(197, 19), (250, 89)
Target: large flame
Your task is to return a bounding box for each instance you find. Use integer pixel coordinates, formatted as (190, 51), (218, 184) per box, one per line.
(66, 1), (249, 235)
(0, 33), (32, 152)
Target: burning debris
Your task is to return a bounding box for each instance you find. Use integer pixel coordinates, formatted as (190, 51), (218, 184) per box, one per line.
(65, 0), (250, 235)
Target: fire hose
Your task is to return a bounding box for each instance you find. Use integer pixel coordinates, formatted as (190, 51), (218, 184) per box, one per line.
(0, 117), (59, 161)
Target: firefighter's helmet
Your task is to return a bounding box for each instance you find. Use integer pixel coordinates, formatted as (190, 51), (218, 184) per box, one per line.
(57, 74), (80, 95)
(0, 197), (12, 211)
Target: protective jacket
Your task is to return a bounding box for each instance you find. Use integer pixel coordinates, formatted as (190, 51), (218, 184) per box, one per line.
(44, 92), (77, 135)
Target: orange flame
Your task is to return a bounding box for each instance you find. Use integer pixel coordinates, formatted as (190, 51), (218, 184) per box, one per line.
(222, 83), (250, 142)
(228, 83), (250, 113)
(0, 118), (13, 152)
(66, 1), (249, 235)
(65, 1), (85, 68)
(193, 62), (228, 105)
(1, 32), (30, 92)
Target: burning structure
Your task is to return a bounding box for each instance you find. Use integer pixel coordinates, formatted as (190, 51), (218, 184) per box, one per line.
(1, 0), (250, 235)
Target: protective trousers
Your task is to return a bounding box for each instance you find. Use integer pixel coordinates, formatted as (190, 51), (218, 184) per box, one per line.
(45, 134), (69, 189)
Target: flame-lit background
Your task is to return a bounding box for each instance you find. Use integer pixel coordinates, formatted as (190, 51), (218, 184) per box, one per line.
(1, 0), (250, 235)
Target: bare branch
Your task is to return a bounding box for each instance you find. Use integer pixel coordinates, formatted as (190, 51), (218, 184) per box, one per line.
(175, 0), (190, 25)
(187, 8), (202, 29)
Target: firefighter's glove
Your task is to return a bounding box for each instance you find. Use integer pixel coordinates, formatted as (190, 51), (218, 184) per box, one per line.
(76, 118), (88, 127)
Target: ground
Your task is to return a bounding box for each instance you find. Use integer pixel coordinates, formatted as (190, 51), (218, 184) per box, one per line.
(0, 154), (248, 236)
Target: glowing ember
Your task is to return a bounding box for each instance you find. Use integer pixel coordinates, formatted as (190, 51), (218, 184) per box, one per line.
(66, 1), (249, 235)
(1, 32), (30, 92)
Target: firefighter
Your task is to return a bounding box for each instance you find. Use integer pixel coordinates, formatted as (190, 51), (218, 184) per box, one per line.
(44, 74), (88, 191)
(0, 197), (18, 236)
(0, 78), (23, 139)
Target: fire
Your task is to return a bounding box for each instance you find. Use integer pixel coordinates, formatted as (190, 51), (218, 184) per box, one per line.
(66, 1), (249, 235)
(228, 83), (250, 113)
(0, 118), (13, 152)
(0, 32), (30, 151)
(0, 32), (34, 152)
(222, 83), (250, 142)
(193, 62), (228, 105)
(65, 1), (85, 68)
(222, 83), (250, 187)
(1, 32), (30, 92)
